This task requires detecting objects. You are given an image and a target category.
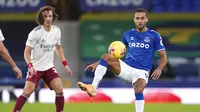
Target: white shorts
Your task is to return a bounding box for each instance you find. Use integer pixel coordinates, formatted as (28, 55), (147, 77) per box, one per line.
(116, 59), (149, 84)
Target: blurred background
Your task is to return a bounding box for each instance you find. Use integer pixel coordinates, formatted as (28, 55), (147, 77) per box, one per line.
(0, 0), (200, 111)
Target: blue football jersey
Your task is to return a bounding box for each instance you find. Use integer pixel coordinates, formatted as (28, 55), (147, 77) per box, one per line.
(121, 28), (165, 71)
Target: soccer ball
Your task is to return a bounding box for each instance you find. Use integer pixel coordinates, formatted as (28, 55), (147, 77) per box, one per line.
(108, 41), (126, 58)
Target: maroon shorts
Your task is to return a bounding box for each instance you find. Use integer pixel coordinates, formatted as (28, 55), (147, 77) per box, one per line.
(26, 67), (59, 89)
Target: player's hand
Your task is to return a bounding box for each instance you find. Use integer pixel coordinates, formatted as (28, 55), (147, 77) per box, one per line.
(29, 67), (37, 77)
(85, 63), (98, 72)
(151, 68), (162, 80)
(64, 65), (72, 76)
(12, 66), (22, 79)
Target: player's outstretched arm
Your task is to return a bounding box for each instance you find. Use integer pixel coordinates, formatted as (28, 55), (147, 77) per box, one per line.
(0, 41), (22, 79)
(151, 50), (168, 80)
(56, 45), (72, 75)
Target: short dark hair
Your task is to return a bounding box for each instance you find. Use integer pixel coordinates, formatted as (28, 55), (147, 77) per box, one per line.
(134, 8), (148, 17)
(36, 5), (58, 25)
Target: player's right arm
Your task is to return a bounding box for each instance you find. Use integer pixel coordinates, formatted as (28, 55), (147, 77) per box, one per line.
(24, 46), (32, 66)
(24, 31), (37, 75)
(85, 61), (99, 72)
(121, 31), (128, 48)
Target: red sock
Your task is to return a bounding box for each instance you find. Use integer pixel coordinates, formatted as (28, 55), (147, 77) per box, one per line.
(55, 93), (64, 112)
(13, 93), (29, 112)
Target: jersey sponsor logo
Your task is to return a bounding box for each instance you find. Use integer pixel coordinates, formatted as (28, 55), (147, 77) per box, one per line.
(40, 44), (55, 52)
(40, 44), (55, 48)
(128, 42), (150, 49)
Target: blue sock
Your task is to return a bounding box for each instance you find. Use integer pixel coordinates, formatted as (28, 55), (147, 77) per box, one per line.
(135, 92), (145, 112)
(135, 92), (144, 100)
(99, 58), (108, 68)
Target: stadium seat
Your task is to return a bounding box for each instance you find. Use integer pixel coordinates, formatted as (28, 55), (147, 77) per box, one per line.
(173, 63), (198, 79)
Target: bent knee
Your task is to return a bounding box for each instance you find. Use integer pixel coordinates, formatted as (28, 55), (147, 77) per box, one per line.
(54, 86), (63, 93)
(134, 87), (144, 93)
(134, 79), (146, 93)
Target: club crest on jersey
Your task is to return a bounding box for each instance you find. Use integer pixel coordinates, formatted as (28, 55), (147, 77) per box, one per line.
(144, 37), (150, 43)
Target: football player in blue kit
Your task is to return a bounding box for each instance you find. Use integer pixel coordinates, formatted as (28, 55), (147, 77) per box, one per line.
(78, 8), (168, 112)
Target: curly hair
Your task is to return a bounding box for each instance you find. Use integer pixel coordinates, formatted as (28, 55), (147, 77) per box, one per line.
(36, 5), (58, 25)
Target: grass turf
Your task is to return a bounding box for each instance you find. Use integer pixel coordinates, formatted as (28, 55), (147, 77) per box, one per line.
(1, 102), (200, 112)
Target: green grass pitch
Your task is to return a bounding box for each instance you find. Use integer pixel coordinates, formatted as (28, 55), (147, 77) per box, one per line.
(1, 102), (200, 112)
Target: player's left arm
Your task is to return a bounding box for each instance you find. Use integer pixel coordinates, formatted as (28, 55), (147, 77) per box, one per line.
(56, 45), (72, 75)
(157, 50), (168, 70)
(55, 45), (66, 62)
(151, 32), (168, 80)
(55, 29), (72, 75)
(151, 50), (168, 80)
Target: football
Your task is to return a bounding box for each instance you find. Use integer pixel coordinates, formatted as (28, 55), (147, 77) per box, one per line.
(108, 41), (126, 58)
